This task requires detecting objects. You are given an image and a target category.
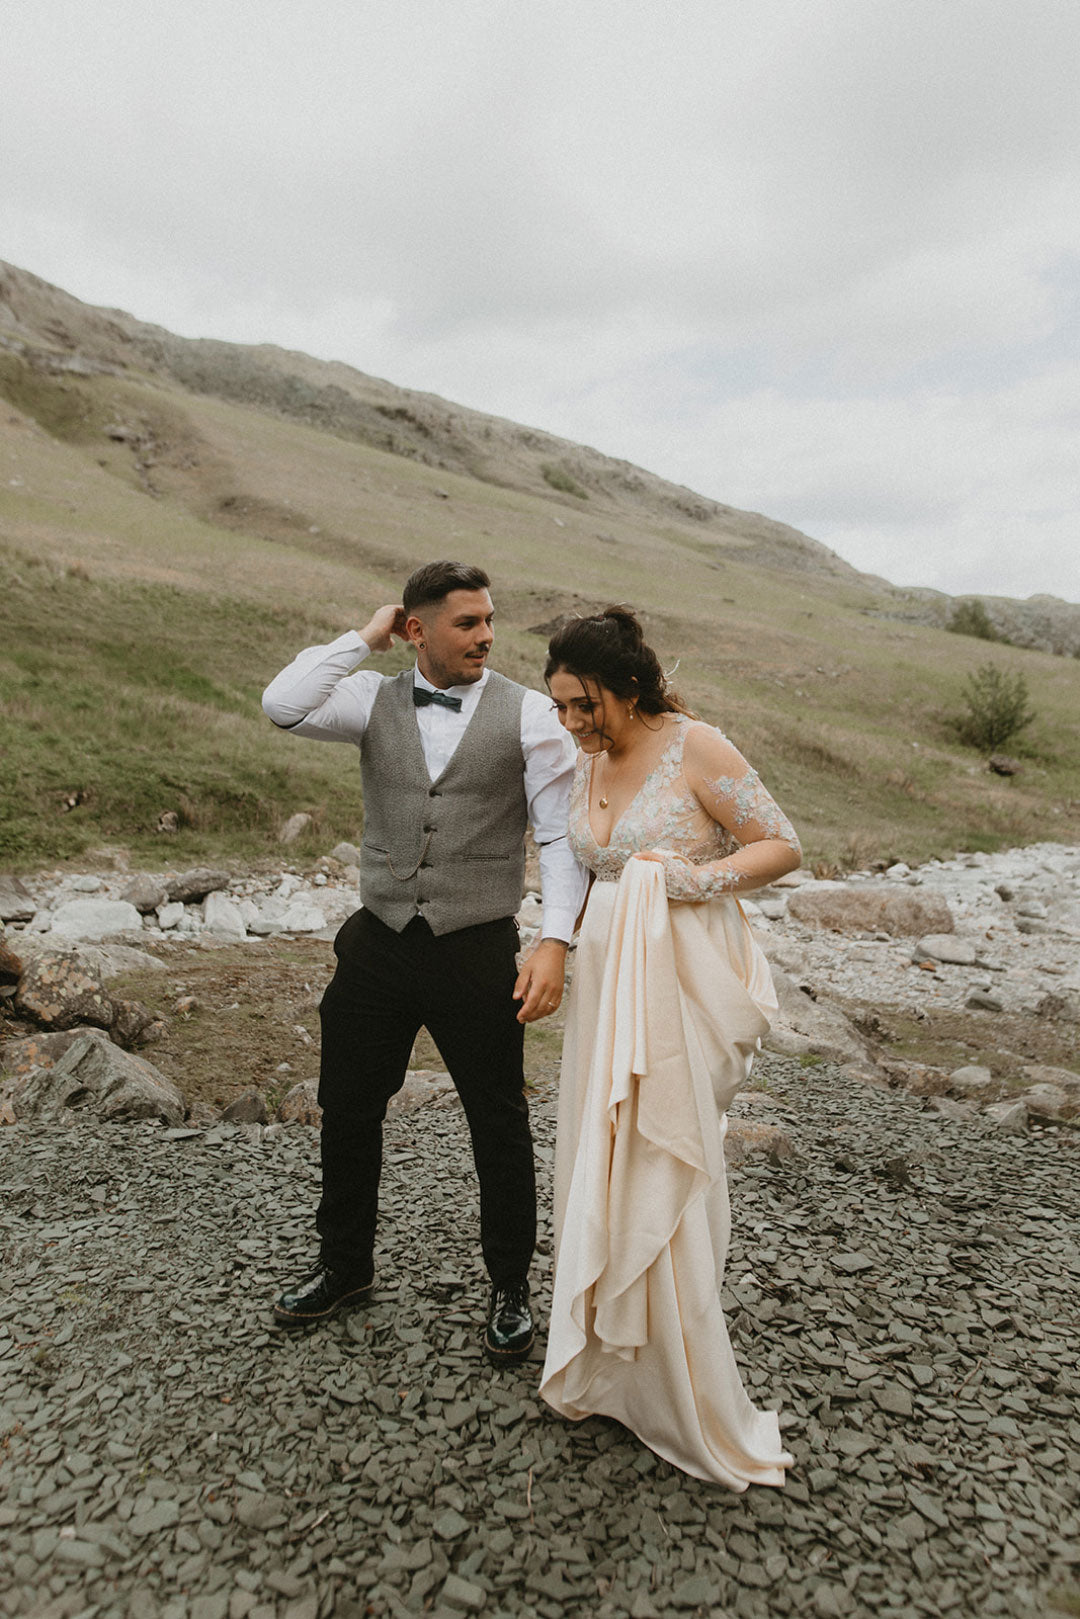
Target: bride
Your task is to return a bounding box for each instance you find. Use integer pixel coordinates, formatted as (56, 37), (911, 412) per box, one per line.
(538, 606), (801, 1488)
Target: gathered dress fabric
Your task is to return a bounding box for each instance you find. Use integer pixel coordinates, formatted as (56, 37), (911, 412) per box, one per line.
(539, 717), (796, 1488)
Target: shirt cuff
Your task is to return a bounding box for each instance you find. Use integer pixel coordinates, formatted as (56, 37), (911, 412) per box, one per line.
(540, 909), (577, 944)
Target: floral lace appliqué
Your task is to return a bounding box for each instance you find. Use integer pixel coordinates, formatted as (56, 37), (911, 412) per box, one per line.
(568, 716), (799, 902)
(702, 767), (801, 857)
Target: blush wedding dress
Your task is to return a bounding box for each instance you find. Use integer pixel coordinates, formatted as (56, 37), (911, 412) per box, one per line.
(539, 715), (798, 1488)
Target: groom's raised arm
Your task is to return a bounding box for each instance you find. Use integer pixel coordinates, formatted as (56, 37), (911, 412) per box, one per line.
(262, 606), (406, 742)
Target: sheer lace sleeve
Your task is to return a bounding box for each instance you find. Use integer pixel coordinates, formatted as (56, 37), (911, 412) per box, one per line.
(643, 724), (801, 901)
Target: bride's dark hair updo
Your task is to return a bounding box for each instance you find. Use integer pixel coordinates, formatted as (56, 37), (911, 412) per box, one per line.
(544, 606), (695, 719)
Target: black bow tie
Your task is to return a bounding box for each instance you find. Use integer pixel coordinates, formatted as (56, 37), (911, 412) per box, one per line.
(413, 687), (463, 712)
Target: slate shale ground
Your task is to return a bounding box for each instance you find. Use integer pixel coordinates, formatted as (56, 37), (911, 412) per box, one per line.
(2, 1058), (1078, 1619)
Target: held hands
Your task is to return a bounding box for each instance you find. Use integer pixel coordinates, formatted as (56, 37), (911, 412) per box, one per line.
(513, 938), (568, 1025)
(360, 604), (408, 652)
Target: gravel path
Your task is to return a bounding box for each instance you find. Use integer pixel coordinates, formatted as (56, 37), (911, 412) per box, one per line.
(2, 1057), (1078, 1619)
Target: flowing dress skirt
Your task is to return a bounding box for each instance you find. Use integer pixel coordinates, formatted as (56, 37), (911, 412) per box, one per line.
(539, 859), (793, 1488)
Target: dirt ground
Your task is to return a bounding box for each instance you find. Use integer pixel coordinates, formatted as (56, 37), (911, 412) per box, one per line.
(101, 937), (567, 1115)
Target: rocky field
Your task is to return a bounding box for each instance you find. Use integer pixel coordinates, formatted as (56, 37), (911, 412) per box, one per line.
(2, 843), (1079, 1618)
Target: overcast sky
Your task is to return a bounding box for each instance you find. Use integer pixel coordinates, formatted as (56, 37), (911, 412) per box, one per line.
(4, 0), (1078, 603)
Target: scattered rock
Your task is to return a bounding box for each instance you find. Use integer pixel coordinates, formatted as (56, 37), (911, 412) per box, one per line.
(1022, 1062), (1080, 1094)
(14, 949), (114, 1030)
(49, 898), (144, 940)
(989, 754), (1023, 776)
(724, 1118), (795, 1168)
(278, 902), (327, 934)
(983, 1100), (1028, 1132)
(929, 1095), (977, 1120)
(279, 812), (313, 844)
(392, 1069), (455, 1113)
(1018, 1082), (1073, 1120)
(330, 841), (361, 865)
(914, 933), (978, 966)
(248, 914), (283, 936)
(763, 1024), (814, 1057)
(120, 874), (169, 912)
(110, 998), (165, 1048)
(73, 941), (167, 979)
(769, 967), (870, 1063)
(165, 868), (231, 903)
(0, 875), (37, 922)
(202, 891), (248, 939)
(221, 1090), (270, 1125)
(966, 990), (1004, 1012)
(12, 1028), (185, 1124)
(787, 884), (955, 937)
(156, 900), (185, 929)
(1035, 990), (1080, 1023)
(949, 1064), (994, 1096)
(0, 1028), (98, 1118)
(440, 1573), (486, 1612)
(0, 1045), (1077, 1615)
(0, 934), (23, 987)
(277, 1079), (322, 1126)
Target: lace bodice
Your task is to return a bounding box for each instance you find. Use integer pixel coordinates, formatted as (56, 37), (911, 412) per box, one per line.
(569, 715), (800, 900)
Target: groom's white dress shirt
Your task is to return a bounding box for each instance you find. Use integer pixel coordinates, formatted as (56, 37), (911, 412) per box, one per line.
(262, 631), (588, 942)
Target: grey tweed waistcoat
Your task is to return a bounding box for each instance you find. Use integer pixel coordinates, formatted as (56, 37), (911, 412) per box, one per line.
(359, 670), (528, 936)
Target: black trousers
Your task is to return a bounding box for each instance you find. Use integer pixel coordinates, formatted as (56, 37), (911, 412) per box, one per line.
(316, 907), (535, 1287)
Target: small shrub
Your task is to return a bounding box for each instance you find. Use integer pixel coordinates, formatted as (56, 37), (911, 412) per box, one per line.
(541, 462), (589, 499)
(948, 599), (1002, 641)
(956, 663), (1036, 753)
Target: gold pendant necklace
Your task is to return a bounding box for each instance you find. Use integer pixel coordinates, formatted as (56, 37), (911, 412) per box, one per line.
(596, 710), (638, 809)
(597, 753), (623, 810)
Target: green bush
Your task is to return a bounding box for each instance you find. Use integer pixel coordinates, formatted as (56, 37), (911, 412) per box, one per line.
(541, 462), (589, 499)
(956, 663), (1036, 753)
(947, 599), (1006, 642)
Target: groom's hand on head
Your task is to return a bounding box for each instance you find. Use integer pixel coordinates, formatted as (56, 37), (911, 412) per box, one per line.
(360, 604), (407, 652)
(513, 938), (568, 1024)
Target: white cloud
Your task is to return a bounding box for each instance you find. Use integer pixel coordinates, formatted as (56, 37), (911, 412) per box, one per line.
(2, 0), (1079, 600)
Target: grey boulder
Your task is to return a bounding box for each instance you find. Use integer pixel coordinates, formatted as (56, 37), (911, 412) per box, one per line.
(13, 1029), (185, 1125)
(787, 883), (954, 938)
(202, 891), (248, 938)
(120, 874), (169, 913)
(165, 868), (230, 903)
(0, 874), (36, 922)
(767, 967), (870, 1063)
(14, 948), (114, 1030)
(49, 899), (144, 940)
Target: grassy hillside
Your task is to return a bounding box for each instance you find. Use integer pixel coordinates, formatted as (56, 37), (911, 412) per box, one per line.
(2, 307), (1079, 872)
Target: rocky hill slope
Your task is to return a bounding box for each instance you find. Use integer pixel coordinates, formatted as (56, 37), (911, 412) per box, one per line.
(0, 260), (858, 580)
(2, 258), (1080, 871)
(4, 257), (1078, 653)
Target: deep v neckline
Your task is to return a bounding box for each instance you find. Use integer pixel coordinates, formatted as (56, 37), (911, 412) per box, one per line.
(586, 720), (686, 851)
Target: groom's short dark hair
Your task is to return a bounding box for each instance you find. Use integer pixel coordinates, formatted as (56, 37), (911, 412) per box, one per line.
(403, 560), (490, 616)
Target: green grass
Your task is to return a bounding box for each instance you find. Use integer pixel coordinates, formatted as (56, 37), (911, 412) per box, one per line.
(0, 547), (376, 863)
(540, 462), (589, 499)
(2, 347), (1080, 873)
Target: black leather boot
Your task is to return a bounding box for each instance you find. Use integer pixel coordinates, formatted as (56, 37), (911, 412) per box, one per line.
(272, 1264), (375, 1329)
(484, 1278), (534, 1363)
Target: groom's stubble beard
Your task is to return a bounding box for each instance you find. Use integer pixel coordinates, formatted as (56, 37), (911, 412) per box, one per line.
(414, 592), (495, 689)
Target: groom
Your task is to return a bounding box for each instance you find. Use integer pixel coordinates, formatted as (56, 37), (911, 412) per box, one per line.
(261, 560), (586, 1361)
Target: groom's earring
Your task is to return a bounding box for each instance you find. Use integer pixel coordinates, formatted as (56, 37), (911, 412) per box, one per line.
(418, 641), (425, 648)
